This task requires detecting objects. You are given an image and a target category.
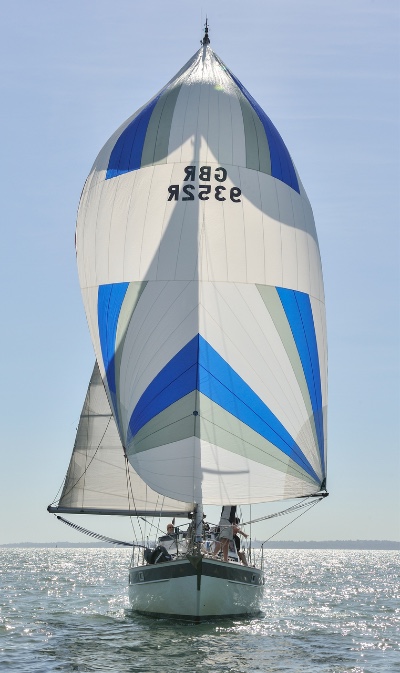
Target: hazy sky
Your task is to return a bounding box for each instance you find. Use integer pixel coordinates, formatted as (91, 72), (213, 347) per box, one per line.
(1, 1), (398, 544)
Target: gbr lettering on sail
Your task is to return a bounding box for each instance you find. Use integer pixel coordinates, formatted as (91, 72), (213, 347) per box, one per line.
(167, 165), (242, 203)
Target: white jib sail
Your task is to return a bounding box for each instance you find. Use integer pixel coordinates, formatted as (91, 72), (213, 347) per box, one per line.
(50, 362), (194, 516)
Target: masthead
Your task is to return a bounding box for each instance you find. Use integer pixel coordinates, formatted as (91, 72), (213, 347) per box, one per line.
(201, 18), (210, 46)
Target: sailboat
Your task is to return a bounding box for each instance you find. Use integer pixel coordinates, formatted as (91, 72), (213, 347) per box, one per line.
(48, 23), (328, 620)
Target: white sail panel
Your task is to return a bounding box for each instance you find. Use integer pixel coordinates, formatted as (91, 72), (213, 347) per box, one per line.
(75, 45), (328, 505)
(51, 362), (193, 515)
(131, 437), (317, 505)
(77, 165), (323, 297)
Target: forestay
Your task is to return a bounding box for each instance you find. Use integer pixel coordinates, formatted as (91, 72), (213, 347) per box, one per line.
(75, 44), (328, 506)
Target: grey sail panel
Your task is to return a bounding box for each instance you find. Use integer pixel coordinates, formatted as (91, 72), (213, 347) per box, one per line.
(50, 362), (193, 516)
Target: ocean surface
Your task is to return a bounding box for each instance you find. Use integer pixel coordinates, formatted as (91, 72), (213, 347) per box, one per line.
(0, 548), (398, 673)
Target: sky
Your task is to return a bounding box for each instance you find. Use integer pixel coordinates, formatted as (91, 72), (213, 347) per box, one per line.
(1, 1), (399, 545)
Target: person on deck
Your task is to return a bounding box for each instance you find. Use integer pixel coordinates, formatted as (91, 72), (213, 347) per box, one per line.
(166, 523), (175, 536)
(234, 517), (249, 565)
(214, 506), (248, 562)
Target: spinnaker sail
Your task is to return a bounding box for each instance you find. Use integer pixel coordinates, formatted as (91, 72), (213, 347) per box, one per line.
(73, 43), (327, 507)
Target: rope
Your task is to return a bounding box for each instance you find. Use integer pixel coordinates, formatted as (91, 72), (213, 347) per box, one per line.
(124, 454), (144, 544)
(260, 498), (322, 547)
(55, 515), (146, 548)
(241, 497), (319, 526)
(123, 456), (171, 542)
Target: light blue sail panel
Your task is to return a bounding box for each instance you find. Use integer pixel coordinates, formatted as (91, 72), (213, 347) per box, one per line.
(226, 69), (300, 194)
(276, 288), (325, 474)
(98, 282), (129, 418)
(197, 336), (319, 482)
(128, 334), (320, 483)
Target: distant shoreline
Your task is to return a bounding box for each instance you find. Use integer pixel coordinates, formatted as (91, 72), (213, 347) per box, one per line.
(1, 540), (399, 550)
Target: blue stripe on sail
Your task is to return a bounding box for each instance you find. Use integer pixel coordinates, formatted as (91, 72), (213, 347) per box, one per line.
(276, 288), (325, 476)
(197, 336), (319, 482)
(129, 336), (199, 438)
(129, 334), (319, 483)
(98, 282), (129, 418)
(228, 70), (300, 194)
(106, 95), (162, 179)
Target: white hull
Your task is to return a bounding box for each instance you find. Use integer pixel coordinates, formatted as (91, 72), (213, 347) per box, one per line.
(129, 557), (264, 620)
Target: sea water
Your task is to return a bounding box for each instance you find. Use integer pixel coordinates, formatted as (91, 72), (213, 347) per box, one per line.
(0, 548), (398, 673)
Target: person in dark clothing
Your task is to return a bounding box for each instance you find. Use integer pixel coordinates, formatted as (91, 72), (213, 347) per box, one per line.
(234, 517), (248, 565)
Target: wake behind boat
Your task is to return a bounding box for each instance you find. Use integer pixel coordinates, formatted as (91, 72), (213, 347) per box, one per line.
(48, 21), (328, 620)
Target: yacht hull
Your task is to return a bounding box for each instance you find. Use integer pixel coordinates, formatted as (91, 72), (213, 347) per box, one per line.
(129, 557), (264, 620)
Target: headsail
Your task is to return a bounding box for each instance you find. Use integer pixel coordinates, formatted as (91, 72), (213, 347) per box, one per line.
(75, 44), (327, 506)
(48, 362), (193, 516)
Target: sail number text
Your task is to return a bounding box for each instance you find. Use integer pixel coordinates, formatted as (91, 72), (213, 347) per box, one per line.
(167, 166), (242, 203)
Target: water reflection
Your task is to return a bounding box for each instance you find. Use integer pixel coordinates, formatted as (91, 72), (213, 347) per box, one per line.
(0, 548), (398, 673)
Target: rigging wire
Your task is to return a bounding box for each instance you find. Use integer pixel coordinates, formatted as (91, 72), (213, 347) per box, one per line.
(54, 498), (323, 555)
(50, 474), (66, 508)
(50, 415), (113, 507)
(137, 516), (176, 535)
(260, 498), (322, 547)
(240, 497), (321, 526)
(124, 453), (144, 545)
